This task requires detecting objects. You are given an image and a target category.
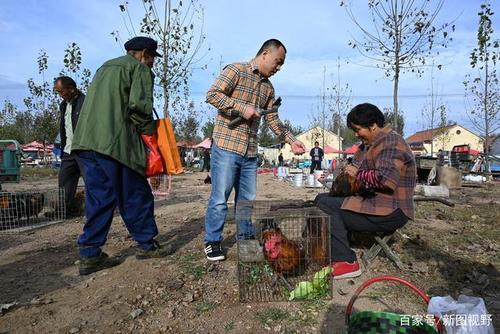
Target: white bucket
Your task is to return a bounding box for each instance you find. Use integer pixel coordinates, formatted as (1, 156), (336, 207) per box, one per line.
(307, 174), (315, 186)
(293, 174), (303, 187)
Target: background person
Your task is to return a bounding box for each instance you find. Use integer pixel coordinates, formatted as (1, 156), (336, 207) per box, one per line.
(53, 76), (86, 218)
(310, 141), (324, 173)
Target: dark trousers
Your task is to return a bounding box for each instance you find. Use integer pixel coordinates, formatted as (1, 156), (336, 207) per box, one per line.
(58, 153), (85, 217)
(314, 193), (408, 262)
(76, 150), (158, 257)
(201, 159), (210, 172)
(310, 160), (322, 174)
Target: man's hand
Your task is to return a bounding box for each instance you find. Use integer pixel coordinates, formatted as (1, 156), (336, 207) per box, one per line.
(344, 164), (358, 178)
(291, 140), (306, 155)
(242, 105), (261, 120)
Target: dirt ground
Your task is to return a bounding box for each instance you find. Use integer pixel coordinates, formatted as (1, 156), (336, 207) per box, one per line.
(0, 171), (499, 333)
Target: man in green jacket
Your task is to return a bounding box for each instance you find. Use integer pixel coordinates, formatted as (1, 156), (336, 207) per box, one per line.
(72, 36), (173, 275)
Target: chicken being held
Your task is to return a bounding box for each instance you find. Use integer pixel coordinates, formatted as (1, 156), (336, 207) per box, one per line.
(329, 169), (375, 198)
(261, 219), (305, 276)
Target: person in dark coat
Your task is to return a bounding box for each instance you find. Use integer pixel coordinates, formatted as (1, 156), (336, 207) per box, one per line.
(54, 76), (86, 218)
(201, 148), (211, 172)
(310, 141), (324, 173)
(278, 152), (284, 166)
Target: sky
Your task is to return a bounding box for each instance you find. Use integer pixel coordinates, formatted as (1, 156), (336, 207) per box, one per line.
(0, 0), (499, 137)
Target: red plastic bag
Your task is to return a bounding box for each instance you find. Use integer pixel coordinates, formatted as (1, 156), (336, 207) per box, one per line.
(141, 134), (164, 177)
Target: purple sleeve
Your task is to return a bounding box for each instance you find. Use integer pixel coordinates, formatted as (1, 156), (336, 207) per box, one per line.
(356, 170), (392, 191)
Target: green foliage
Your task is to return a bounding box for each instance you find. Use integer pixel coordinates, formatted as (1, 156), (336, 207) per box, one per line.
(340, 126), (358, 147)
(255, 307), (291, 326)
(59, 42), (93, 93)
(241, 262), (274, 286)
(0, 43), (92, 144)
(173, 100), (201, 142)
(180, 254), (206, 280)
(0, 101), (33, 143)
(383, 109), (405, 136)
(20, 166), (59, 178)
(195, 301), (216, 313)
(201, 119), (214, 139)
(223, 320), (235, 331)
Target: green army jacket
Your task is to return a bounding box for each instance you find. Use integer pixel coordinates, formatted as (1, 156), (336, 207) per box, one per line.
(72, 54), (156, 175)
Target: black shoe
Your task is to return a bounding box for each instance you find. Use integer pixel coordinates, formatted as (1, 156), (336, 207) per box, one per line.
(204, 242), (225, 261)
(79, 252), (122, 275)
(136, 240), (175, 260)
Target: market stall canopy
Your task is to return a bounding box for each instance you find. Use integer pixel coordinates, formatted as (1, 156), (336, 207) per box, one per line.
(343, 144), (359, 154)
(21, 141), (54, 152)
(323, 144), (342, 154)
(176, 140), (196, 148)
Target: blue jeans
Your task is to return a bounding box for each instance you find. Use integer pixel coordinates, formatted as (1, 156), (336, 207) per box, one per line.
(204, 144), (257, 242)
(76, 150), (158, 257)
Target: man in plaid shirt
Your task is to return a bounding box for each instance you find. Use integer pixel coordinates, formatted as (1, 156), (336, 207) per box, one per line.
(204, 39), (306, 261)
(315, 103), (416, 279)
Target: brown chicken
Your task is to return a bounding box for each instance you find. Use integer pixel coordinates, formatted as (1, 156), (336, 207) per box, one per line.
(304, 217), (329, 266)
(329, 169), (375, 197)
(261, 219), (305, 276)
(0, 192), (44, 222)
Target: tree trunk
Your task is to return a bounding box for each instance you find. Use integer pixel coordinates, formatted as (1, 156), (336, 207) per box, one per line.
(393, 64), (400, 131)
(483, 55), (490, 173)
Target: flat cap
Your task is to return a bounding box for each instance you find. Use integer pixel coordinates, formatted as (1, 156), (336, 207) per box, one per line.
(124, 36), (162, 57)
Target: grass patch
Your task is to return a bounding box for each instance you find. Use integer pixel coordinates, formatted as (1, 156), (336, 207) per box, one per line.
(240, 262), (274, 286)
(255, 307), (291, 326)
(301, 299), (327, 312)
(195, 301), (216, 313)
(20, 166), (58, 178)
(181, 254), (206, 280)
(223, 320), (235, 331)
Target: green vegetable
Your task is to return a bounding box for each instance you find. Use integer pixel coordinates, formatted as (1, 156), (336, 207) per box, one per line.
(289, 266), (332, 300)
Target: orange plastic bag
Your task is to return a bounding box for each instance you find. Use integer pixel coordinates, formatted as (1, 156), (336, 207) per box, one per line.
(156, 117), (183, 175)
(141, 134), (164, 177)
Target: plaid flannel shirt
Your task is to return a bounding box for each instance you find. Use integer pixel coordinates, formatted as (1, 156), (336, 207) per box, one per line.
(342, 128), (417, 220)
(206, 61), (296, 157)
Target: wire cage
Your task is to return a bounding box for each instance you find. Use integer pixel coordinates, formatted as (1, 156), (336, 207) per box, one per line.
(236, 200), (332, 302)
(0, 188), (65, 233)
(148, 174), (172, 200)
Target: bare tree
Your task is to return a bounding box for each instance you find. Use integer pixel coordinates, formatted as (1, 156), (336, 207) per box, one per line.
(421, 61), (447, 155)
(382, 108), (405, 135)
(309, 67), (330, 149)
(113, 0), (208, 118)
(327, 59), (352, 159)
(340, 0), (454, 129)
(464, 0), (499, 171)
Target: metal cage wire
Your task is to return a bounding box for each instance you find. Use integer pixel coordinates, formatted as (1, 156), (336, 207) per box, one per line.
(0, 188), (66, 233)
(236, 200), (332, 302)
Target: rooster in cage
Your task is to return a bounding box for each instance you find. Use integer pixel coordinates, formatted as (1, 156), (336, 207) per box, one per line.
(0, 192), (45, 222)
(261, 219), (305, 276)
